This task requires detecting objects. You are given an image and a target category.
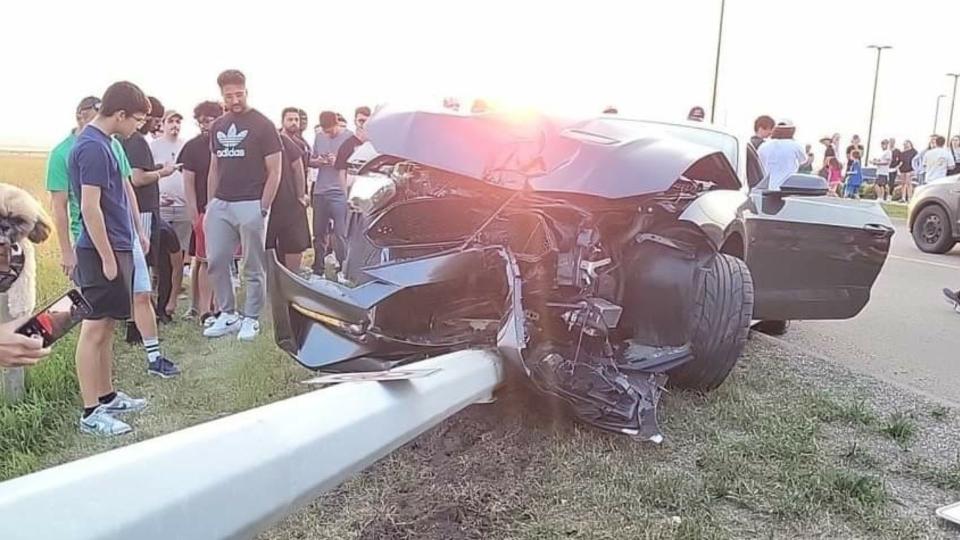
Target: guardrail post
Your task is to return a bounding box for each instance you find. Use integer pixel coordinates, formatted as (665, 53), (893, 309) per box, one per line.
(0, 292), (25, 403)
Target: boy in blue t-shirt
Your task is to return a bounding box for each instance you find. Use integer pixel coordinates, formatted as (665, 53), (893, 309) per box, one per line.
(844, 150), (864, 199)
(68, 81), (152, 437)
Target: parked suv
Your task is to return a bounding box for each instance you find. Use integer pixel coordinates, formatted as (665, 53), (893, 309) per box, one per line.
(908, 174), (960, 253)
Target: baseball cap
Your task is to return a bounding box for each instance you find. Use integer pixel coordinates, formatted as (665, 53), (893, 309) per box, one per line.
(76, 96), (101, 114)
(775, 119), (795, 129)
(163, 110), (183, 122)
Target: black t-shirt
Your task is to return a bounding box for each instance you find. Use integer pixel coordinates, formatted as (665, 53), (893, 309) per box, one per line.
(271, 133), (306, 215)
(178, 133), (212, 214)
(209, 108), (282, 202)
(824, 145), (836, 159)
(889, 148), (902, 171)
(899, 148), (917, 173)
(334, 135), (363, 171)
(123, 132), (160, 212)
(749, 135), (765, 150)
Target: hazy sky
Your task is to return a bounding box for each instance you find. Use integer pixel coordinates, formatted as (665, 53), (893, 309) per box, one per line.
(3, 0), (959, 155)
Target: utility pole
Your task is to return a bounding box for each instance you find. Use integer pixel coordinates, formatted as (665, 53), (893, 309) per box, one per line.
(709, 0), (725, 123)
(934, 94), (947, 134)
(865, 45), (891, 163)
(947, 73), (960, 141)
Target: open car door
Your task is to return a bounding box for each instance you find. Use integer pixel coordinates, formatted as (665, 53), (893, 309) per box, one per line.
(744, 190), (893, 321)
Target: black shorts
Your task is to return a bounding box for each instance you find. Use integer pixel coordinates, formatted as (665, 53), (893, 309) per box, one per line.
(876, 174), (889, 187)
(75, 248), (134, 320)
(266, 206), (311, 255)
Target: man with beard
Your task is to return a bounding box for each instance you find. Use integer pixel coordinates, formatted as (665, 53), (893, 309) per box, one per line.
(203, 69), (282, 342)
(309, 111), (353, 277)
(152, 110), (189, 317)
(266, 108), (310, 271)
(179, 101), (222, 325)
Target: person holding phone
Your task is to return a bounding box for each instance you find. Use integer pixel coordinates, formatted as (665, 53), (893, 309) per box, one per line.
(0, 318), (48, 368)
(309, 111), (353, 277)
(68, 81), (150, 437)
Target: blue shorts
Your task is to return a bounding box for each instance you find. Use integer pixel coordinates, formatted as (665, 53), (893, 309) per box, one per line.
(131, 228), (151, 294)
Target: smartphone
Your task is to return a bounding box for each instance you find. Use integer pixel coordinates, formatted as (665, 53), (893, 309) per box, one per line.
(16, 289), (92, 347)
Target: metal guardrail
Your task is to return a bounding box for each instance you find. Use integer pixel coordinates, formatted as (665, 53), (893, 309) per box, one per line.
(0, 349), (504, 540)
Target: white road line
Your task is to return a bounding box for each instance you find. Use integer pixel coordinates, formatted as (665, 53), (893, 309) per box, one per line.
(889, 254), (960, 270)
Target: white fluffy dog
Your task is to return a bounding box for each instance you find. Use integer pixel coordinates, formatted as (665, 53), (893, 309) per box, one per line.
(0, 183), (53, 318)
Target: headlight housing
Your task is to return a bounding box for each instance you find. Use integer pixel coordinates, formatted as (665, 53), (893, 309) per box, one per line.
(347, 173), (396, 214)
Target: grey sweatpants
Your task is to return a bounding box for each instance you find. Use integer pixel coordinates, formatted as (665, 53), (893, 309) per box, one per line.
(204, 198), (267, 318)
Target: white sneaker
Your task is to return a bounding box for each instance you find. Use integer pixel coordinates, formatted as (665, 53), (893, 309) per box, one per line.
(203, 311), (241, 338)
(100, 391), (148, 415)
(80, 406), (132, 437)
(237, 317), (261, 341)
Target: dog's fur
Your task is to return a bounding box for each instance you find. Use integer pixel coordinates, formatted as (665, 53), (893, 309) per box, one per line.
(0, 183), (52, 317)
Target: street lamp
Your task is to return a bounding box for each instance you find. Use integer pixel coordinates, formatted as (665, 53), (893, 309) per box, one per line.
(934, 94), (947, 134)
(947, 73), (960, 140)
(709, 0), (725, 123)
(865, 45), (891, 163)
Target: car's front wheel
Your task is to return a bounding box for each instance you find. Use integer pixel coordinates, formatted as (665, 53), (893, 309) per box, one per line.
(669, 254), (754, 390)
(912, 205), (956, 254)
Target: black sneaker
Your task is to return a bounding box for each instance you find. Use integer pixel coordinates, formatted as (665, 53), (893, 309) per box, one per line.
(148, 357), (181, 378)
(944, 288), (960, 308)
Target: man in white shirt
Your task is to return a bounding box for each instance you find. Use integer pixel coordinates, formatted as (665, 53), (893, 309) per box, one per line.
(150, 110), (188, 317)
(923, 135), (956, 183)
(758, 120), (809, 191)
(871, 139), (892, 201)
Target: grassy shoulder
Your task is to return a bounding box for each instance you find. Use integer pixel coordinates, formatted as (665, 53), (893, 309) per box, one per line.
(882, 202), (908, 220)
(263, 336), (960, 540)
(0, 152), (315, 479)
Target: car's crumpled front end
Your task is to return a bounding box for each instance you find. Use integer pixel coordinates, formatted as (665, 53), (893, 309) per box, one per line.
(270, 108), (756, 442)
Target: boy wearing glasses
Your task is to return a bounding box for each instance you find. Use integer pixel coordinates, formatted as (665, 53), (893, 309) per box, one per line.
(68, 81), (152, 436)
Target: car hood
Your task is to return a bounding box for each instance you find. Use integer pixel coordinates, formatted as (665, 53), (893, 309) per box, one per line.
(365, 108), (741, 199)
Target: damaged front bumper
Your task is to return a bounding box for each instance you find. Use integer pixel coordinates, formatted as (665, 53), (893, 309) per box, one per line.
(268, 247), (687, 442)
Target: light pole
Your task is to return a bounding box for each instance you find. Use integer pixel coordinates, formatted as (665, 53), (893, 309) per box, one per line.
(934, 94), (947, 134)
(947, 73), (960, 141)
(865, 45), (891, 163)
(709, 0), (725, 123)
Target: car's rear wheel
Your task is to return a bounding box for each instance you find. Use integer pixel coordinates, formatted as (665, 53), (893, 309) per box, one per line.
(912, 205), (956, 254)
(669, 253), (754, 390)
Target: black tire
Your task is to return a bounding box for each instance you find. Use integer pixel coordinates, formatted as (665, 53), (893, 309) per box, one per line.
(912, 205), (956, 254)
(753, 319), (789, 336)
(669, 253), (754, 391)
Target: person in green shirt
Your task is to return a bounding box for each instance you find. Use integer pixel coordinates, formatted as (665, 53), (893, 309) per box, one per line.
(46, 96), (180, 379)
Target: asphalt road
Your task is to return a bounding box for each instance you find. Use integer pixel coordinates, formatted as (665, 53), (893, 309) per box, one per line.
(781, 217), (960, 403)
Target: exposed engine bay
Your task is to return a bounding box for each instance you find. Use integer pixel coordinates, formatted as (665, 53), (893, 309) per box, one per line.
(274, 153), (735, 442)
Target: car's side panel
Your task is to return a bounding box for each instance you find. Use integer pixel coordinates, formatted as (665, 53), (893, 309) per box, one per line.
(745, 195), (892, 320)
(677, 189), (749, 249)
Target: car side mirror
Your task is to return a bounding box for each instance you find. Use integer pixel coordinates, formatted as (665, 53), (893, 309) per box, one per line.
(765, 173), (829, 197)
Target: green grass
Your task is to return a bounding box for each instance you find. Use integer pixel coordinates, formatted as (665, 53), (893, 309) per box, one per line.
(879, 412), (917, 447)
(881, 202), (907, 220)
(0, 152), (314, 480)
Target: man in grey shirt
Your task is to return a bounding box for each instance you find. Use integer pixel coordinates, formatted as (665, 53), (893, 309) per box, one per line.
(310, 111), (352, 276)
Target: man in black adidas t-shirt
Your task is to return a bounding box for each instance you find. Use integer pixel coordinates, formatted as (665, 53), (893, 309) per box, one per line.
(203, 70), (282, 342)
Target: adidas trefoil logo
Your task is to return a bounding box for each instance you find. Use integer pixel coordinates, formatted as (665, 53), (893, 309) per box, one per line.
(216, 123), (248, 158)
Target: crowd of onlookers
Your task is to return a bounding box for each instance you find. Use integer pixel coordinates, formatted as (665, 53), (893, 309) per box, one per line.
(679, 106), (960, 200)
(44, 71), (375, 436)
